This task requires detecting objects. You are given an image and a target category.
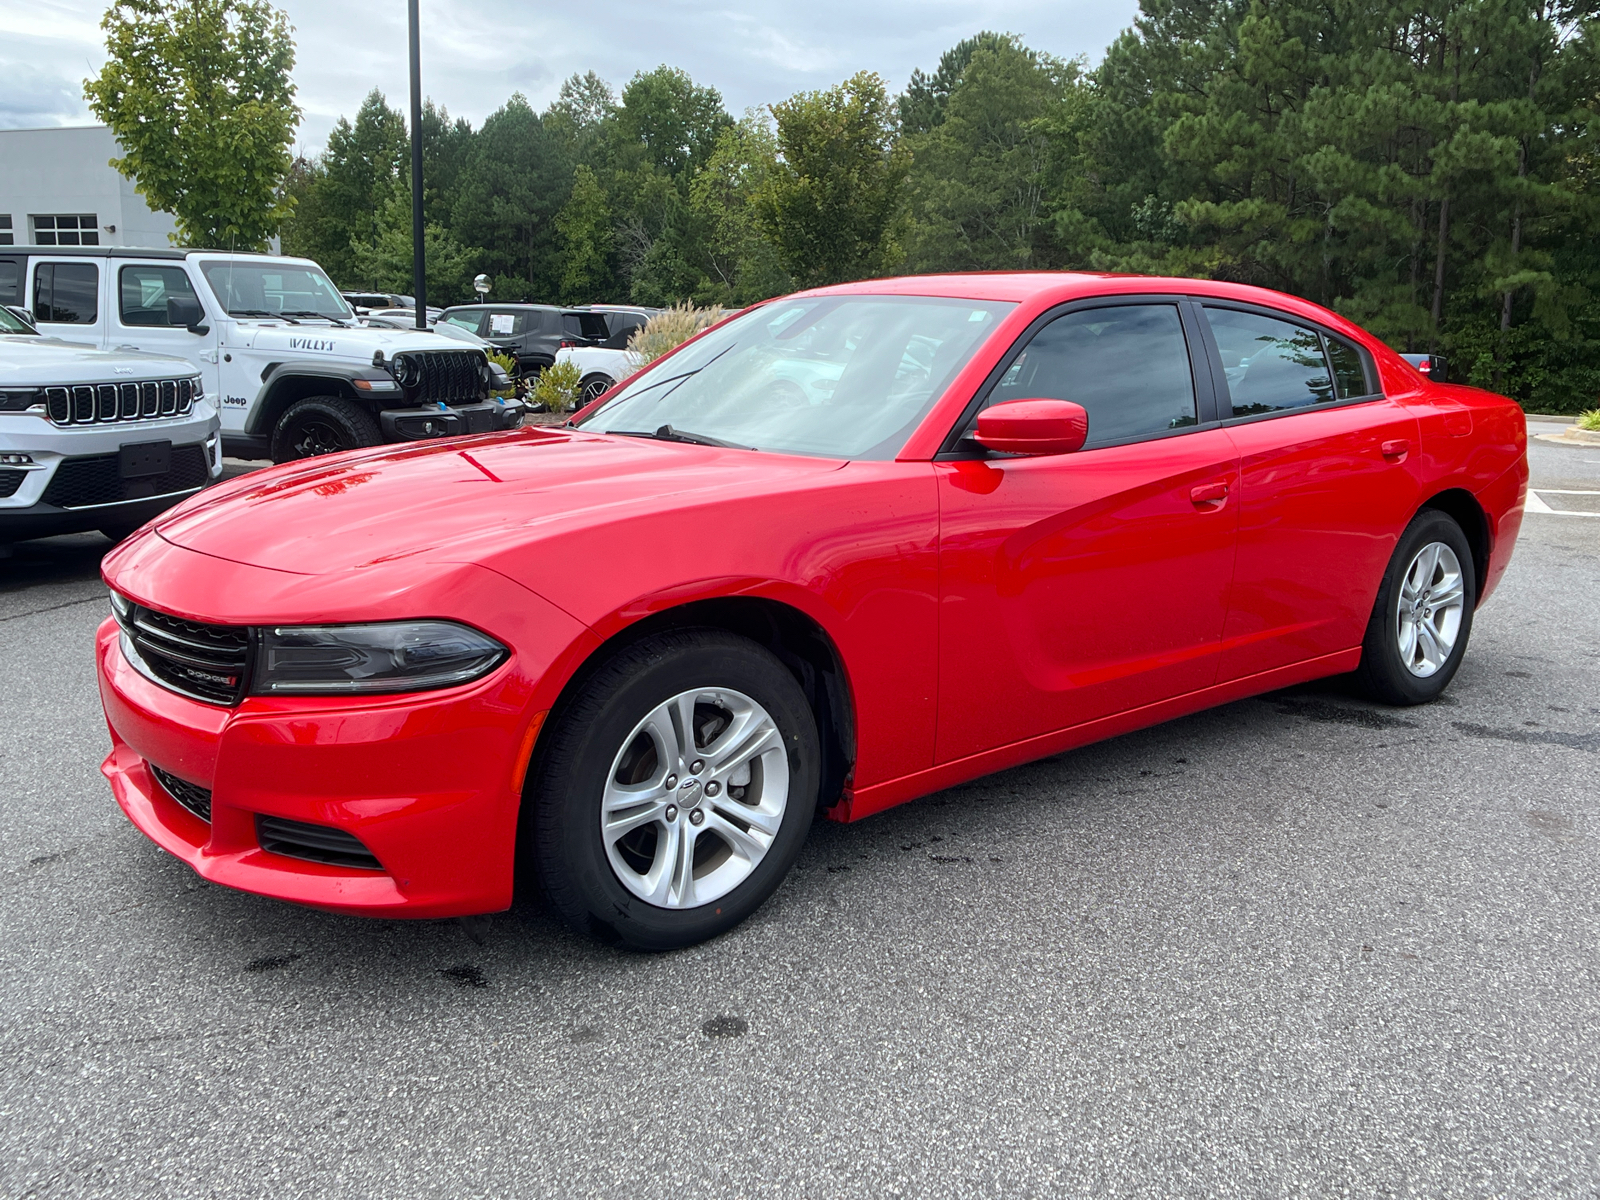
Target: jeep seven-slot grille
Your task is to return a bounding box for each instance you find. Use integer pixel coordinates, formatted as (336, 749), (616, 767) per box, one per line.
(392, 350), (485, 405)
(256, 816), (384, 871)
(44, 378), (195, 425)
(114, 599), (252, 705)
(42, 444), (208, 508)
(149, 763), (213, 822)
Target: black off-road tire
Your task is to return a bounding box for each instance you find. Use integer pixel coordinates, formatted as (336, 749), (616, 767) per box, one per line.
(1354, 508), (1477, 705)
(270, 395), (381, 463)
(522, 629), (820, 951)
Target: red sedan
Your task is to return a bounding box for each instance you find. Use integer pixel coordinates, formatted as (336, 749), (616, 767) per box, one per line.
(96, 274), (1528, 948)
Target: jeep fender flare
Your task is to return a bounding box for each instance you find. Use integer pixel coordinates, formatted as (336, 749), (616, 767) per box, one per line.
(246, 359), (393, 436)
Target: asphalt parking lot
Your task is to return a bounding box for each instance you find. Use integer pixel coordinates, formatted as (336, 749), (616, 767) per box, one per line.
(3, 424), (1597, 1199)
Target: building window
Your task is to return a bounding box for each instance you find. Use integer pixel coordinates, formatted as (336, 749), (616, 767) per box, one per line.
(0, 215), (12, 246)
(32, 214), (100, 247)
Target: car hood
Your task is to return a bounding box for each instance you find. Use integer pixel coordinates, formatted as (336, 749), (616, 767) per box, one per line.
(154, 426), (845, 576)
(229, 320), (472, 358)
(0, 337), (198, 384)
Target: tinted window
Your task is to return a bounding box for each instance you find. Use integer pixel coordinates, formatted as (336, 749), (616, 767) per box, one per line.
(1326, 335), (1372, 398)
(986, 304), (1197, 444)
(562, 312), (607, 341)
(119, 265), (200, 327)
(34, 262), (99, 324)
(602, 314), (646, 350)
(0, 259), (19, 305)
(1205, 307), (1334, 416)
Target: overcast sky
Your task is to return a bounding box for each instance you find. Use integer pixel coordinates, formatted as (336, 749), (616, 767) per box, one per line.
(2, 0), (1140, 156)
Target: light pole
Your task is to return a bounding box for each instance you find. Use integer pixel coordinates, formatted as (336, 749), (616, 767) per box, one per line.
(407, 0), (426, 329)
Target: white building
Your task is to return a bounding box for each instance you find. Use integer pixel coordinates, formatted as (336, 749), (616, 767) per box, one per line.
(0, 125), (180, 250)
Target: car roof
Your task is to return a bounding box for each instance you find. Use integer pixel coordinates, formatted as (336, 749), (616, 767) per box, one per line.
(442, 303), (561, 313)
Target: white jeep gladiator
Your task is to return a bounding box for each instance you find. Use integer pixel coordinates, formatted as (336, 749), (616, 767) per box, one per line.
(0, 304), (222, 550)
(0, 248), (520, 462)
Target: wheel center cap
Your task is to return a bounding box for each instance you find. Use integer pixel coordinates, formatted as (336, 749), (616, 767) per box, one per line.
(678, 777), (704, 805)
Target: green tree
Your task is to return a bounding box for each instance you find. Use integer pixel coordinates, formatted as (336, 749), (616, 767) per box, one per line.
(348, 176), (475, 303)
(897, 31), (1012, 135)
(84, 0), (300, 249)
(452, 94), (571, 300)
(757, 71), (909, 287)
(902, 39), (1085, 270)
(617, 66), (733, 179)
(688, 113), (791, 304)
(554, 164), (614, 303)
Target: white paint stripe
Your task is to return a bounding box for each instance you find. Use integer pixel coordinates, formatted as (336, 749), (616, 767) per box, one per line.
(1534, 489), (1600, 495)
(1526, 491), (1554, 513)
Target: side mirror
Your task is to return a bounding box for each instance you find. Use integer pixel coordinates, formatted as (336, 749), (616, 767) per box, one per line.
(973, 399), (1088, 456)
(4, 305), (37, 330)
(166, 296), (208, 334)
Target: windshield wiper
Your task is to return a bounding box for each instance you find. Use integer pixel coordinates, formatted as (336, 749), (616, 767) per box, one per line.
(279, 310), (352, 324)
(610, 425), (754, 450)
(229, 309), (297, 323)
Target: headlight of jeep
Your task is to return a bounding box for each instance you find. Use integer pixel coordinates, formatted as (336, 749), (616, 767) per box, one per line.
(253, 620), (507, 695)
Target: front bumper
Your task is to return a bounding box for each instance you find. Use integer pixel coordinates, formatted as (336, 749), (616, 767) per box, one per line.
(379, 398), (524, 442)
(1, 410), (223, 540)
(94, 550), (593, 919)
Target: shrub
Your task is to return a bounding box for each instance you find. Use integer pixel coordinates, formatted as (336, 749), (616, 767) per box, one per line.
(486, 350), (517, 399)
(1577, 409), (1600, 432)
(529, 359), (583, 412)
(626, 302), (727, 372)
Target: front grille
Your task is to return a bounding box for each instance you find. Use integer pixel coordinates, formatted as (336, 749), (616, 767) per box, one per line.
(393, 351), (486, 405)
(45, 377), (195, 426)
(0, 469), (24, 498)
(149, 763), (213, 822)
(256, 816), (384, 871)
(115, 600), (252, 705)
(42, 444), (208, 509)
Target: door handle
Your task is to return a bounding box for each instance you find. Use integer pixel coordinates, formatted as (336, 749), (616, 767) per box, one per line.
(1189, 481), (1229, 506)
(1381, 438), (1410, 460)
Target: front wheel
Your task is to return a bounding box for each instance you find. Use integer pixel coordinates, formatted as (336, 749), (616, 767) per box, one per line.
(524, 629), (820, 950)
(1355, 509), (1476, 705)
(270, 396), (381, 463)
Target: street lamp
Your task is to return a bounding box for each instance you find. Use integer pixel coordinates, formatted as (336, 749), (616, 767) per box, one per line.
(408, 0), (425, 330)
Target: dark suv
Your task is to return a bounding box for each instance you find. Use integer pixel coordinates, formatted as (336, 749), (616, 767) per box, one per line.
(438, 305), (611, 377)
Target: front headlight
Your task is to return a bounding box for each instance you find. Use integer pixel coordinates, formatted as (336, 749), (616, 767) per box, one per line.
(253, 620), (507, 695)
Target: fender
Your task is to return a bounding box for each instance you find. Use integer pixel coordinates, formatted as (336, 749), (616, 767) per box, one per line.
(246, 359), (400, 435)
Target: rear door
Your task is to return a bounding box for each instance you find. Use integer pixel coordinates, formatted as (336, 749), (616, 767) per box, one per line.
(1198, 302), (1422, 680)
(30, 258), (105, 345)
(935, 298), (1240, 762)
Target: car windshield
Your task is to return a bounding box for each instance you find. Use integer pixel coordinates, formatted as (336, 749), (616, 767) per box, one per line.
(200, 261), (353, 320)
(0, 307), (35, 334)
(579, 295), (1014, 459)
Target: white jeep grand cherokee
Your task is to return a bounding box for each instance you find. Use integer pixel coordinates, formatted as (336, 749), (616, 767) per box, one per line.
(0, 305), (221, 550)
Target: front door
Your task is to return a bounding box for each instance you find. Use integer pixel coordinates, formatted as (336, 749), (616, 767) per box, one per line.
(1197, 303), (1423, 681)
(109, 261), (220, 397)
(935, 300), (1240, 764)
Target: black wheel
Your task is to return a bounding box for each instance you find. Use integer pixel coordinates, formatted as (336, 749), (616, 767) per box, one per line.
(579, 374), (615, 404)
(270, 396), (381, 463)
(523, 629), (820, 950)
(1354, 509), (1476, 705)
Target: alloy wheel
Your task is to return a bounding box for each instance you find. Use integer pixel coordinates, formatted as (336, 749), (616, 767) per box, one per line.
(600, 687), (789, 909)
(290, 419), (350, 458)
(1395, 540), (1466, 677)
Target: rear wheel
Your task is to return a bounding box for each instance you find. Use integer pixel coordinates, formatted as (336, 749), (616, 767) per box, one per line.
(1355, 509), (1476, 705)
(270, 396), (381, 463)
(579, 374), (615, 404)
(524, 629), (820, 950)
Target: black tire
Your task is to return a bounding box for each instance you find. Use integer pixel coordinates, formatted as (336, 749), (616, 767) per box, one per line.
(270, 396), (381, 463)
(579, 374), (615, 404)
(523, 629), (820, 950)
(99, 520), (144, 543)
(1354, 508), (1477, 705)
